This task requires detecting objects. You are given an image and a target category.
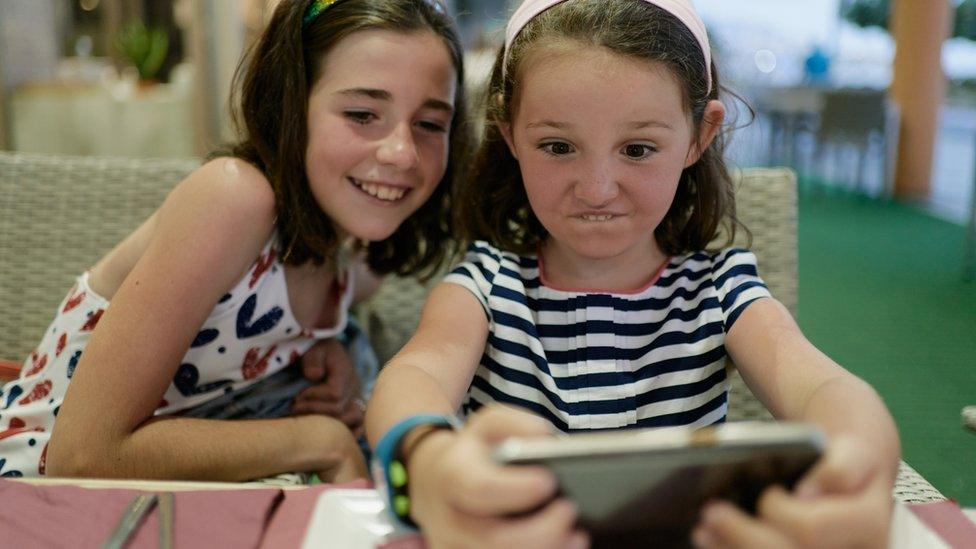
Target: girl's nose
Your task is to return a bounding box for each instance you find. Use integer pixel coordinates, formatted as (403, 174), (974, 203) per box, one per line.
(574, 161), (619, 208)
(376, 122), (420, 170)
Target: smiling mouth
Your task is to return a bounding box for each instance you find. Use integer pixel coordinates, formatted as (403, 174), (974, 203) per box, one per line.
(349, 177), (410, 202)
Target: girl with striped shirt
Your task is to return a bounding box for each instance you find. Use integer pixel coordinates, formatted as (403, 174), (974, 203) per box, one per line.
(367, 0), (900, 546)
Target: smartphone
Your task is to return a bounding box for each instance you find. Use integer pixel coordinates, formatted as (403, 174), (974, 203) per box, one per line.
(492, 422), (824, 548)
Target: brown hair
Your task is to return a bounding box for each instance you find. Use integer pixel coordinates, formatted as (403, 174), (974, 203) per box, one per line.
(222, 0), (469, 277)
(457, 0), (744, 256)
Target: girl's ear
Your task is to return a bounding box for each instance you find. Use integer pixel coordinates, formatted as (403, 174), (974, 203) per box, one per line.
(498, 120), (518, 160)
(684, 99), (726, 168)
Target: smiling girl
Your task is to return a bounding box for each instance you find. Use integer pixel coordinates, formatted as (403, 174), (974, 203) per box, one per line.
(0, 0), (468, 482)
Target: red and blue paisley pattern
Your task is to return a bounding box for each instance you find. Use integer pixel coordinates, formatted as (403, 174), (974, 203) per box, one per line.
(0, 237), (353, 476)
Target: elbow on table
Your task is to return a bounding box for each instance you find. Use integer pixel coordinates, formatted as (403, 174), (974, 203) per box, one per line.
(44, 432), (120, 478)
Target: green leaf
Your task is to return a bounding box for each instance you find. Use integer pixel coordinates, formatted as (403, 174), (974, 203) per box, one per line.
(115, 22), (170, 81)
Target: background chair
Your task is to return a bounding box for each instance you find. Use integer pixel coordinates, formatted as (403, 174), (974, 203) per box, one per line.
(814, 88), (900, 197)
(758, 86), (825, 178)
(0, 152), (199, 364)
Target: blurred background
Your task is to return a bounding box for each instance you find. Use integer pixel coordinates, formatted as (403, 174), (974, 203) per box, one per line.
(0, 0), (973, 505)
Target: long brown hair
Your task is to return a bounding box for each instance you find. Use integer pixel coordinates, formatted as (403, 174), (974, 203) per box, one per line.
(457, 0), (743, 256)
(222, 0), (469, 277)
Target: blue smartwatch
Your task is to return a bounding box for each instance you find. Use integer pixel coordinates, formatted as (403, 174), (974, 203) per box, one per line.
(373, 414), (459, 528)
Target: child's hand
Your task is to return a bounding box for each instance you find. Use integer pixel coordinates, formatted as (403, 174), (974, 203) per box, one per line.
(691, 435), (893, 548)
(292, 339), (365, 437)
(300, 414), (369, 483)
(408, 404), (590, 549)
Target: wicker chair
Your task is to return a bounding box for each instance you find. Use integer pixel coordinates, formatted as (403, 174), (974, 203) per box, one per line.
(0, 152), (200, 363)
(0, 154), (944, 502)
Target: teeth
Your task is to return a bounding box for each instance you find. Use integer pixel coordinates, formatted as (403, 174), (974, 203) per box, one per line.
(352, 179), (406, 202)
(582, 214), (613, 221)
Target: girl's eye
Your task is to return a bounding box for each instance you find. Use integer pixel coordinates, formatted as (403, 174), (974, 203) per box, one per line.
(622, 144), (656, 159)
(417, 120), (448, 133)
(540, 142), (574, 156)
(345, 111), (376, 125)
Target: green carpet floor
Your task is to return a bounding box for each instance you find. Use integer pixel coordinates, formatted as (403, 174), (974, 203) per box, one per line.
(796, 186), (976, 506)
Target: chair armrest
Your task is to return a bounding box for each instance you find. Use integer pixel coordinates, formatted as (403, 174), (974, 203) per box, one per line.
(0, 358), (22, 382)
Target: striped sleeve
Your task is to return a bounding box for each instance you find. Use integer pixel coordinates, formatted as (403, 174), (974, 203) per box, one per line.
(710, 248), (771, 330)
(442, 240), (502, 321)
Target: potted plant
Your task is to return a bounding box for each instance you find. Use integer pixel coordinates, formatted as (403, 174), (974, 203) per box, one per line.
(114, 22), (169, 86)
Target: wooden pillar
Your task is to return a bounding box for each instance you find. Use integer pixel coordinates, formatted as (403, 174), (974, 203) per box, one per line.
(101, 0), (123, 68)
(889, 0), (954, 201)
(185, 0), (220, 156)
(0, 51), (7, 150)
(184, 0), (246, 156)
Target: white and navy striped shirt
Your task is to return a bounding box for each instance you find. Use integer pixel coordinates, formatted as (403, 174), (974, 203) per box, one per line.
(444, 241), (771, 433)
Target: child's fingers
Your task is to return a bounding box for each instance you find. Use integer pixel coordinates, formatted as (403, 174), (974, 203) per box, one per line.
(467, 404), (554, 443)
(450, 461), (558, 516)
(693, 500), (794, 549)
(449, 498), (586, 549)
(300, 342), (330, 381)
(445, 406), (559, 516)
(301, 363), (325, 382)
(756, 484), (890, 548)
(321, 353), (354, 388)
(294, 383), (342, 405)
(486, 499), (585, 549)
(291, 398), (343, 416)
(794, 436), (875, 499)
(339, 406), (364, 431)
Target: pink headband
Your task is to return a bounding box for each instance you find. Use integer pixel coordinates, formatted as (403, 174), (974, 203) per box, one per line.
(503, 0), (713, 93)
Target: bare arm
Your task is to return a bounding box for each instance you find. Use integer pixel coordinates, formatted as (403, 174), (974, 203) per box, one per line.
(698, 297), (900, 547)
(365, 284), (580, 547)
(725, 297), (900, 477)
(47, 158), (363, 481)
(365, 282), (489, 448)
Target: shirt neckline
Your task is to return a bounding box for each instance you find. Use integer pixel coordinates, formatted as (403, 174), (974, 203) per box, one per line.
(535, 251), (672, 296)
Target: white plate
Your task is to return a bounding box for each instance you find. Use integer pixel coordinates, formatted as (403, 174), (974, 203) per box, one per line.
(301, 488), (417, 548)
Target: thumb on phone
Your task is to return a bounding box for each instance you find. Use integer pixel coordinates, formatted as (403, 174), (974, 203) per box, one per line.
(794, 436), (874, 499)
(468, 403), (555, 445)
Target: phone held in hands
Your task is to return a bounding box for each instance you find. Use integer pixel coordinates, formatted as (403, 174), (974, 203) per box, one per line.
(492, 422), (824, 548)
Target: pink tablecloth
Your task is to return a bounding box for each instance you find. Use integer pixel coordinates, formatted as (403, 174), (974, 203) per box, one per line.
(0, 478), (371, 548)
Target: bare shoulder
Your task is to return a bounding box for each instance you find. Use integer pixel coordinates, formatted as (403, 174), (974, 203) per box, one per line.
(425, 282), (485, 315)
(412, 282), (489, 346)
(149, 157), (279, 281)
(165, 157), (276, 225)
(392, 281), (489, 407)
(727, 297), (797, 337)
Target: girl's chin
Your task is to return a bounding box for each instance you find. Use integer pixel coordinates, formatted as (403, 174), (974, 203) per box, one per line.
(551, 237), (660, 263)
(343, 224), (399, 244)
(330, 211), (405, 244)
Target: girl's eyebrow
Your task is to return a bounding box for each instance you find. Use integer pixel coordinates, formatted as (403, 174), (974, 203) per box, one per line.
(525, 119), (674, 131)
(629, 120), (674, 131)
(335, 87), (454, 114)
(525, 119), (569, 130)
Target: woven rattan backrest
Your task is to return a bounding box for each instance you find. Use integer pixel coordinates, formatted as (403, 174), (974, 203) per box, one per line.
(0, 152), (199, 361)
(359, 168), (798, 423)
(0, 154), (797, 422)
(724, 168), (797, 421)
